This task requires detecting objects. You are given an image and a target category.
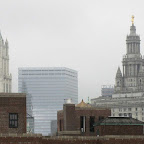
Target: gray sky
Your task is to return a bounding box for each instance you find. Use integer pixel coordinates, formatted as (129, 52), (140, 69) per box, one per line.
(0, 0), (144, 102)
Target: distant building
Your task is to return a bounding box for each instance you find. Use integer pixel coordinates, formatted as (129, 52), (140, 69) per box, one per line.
(27, 114), (34, 133)
(0, 93), (26, 133)
(21, 81), (34, 133)
(91, 17), (144, 122)
(57, 99), (111, 136)
(101, 85), (114, 97)
(0, 32), (12, 92)
(18, 67), (78, 136)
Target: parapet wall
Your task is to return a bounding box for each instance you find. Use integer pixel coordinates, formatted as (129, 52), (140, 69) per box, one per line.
(0, 134), (144, 144)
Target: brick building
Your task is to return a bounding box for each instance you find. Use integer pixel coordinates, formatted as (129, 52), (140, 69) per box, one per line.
(0, 93), (26, 133)
(94, 117), (144, 136)
(57, 100), (111, 136)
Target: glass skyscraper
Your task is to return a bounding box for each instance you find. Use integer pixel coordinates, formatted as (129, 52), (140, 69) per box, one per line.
(18, 67), (78, 136)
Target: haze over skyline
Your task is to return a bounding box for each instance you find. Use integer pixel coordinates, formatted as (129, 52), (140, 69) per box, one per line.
(0, 0), (144, 102)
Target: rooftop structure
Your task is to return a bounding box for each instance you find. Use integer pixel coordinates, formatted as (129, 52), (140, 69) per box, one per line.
(57, 100), (111, 136)
(94, 117), (144, 136)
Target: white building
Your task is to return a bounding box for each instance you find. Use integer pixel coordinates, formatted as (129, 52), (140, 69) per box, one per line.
(0, 32), (12, 92)
(91, 16), (144, 122)
(18, 67), (78, 136)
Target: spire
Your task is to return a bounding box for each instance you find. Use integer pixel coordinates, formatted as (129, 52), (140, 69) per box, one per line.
(5, 38), (8, 44)
(5, 38), (8, 48)
(130, 15), (136, 36)
(116, 67), (122, 78)
(0, 31), (3, 40)
(131, 15), (134, 25)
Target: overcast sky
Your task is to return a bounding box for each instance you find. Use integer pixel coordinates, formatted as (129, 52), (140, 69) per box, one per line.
(0, 0), (144, 102)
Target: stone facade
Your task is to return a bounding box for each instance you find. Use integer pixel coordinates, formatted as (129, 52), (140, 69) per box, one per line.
(0, 93), (26, 133)
(91, 18), (144, 122)
(0, 33), (12, 92)
(115, 23), (144, 93)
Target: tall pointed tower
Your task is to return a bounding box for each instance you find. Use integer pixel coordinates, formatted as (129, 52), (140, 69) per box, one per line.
(0, 32), (12, 92)
(115, 16), (144, 93)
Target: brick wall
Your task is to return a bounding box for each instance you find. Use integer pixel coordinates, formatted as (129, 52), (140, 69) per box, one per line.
(97, 125), (143, 136)
(57, 104), (111, 136)
(75, 108), (111, 136)
(0, 135), (144, 144)
(57, 110), (64, 132)
(0, 93), (26, 133)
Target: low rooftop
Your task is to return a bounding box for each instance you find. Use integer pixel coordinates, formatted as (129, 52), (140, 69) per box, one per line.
(94, 117), (144, 126)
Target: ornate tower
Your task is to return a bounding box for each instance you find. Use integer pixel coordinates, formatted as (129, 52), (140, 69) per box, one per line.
(0, 32), (12, 92)
(115, 67), (123, 93)
(115, 16), (144, 93)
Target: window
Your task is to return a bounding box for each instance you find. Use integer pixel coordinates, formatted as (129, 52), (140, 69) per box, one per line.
(90, 116), (95, 132)
(128, 113), (132, 117)
(80, 116), (86, 132)
(128, 108), (131, 111)
(119, 108), (122, 112)
(60, 120), (62, 131)
(124, 108), (127, 111)
(124, 113), (127, 116)
(119, 113), (122, 116)
(9, 113), (18, 128)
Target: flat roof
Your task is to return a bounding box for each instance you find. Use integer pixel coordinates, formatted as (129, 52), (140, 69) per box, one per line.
(0, 93), (26, 97)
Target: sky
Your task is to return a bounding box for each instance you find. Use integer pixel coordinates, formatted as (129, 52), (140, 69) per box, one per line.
(0, 0), (144, 102)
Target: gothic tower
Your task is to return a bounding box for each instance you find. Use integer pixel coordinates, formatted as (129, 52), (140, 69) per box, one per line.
(115, 16), (144, 93)
(0, 32), (12, 92)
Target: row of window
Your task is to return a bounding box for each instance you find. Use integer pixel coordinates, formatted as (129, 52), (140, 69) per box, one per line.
(20, 69), (76, 74)
(112, 107), (142, 112)
(113, 112), (140, 117)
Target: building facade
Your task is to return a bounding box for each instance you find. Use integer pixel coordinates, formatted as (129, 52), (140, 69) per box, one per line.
(0, 93), (26, 133)
(57, 100), (111, 136)
(91, 17), (144, 122)
(115, 18), (144, 93)
(0, 33), (12, 92)
(18, 67), (78, 136)
(101, 85), (114, 97)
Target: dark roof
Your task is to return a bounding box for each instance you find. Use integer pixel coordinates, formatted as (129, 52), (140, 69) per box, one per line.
(94, 117), (144, 126)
